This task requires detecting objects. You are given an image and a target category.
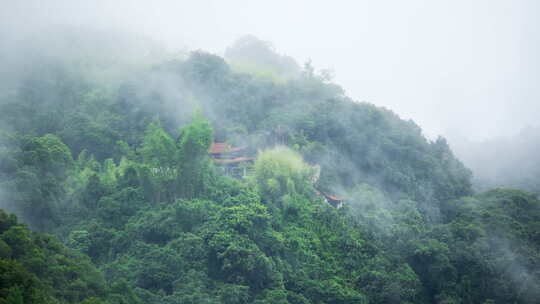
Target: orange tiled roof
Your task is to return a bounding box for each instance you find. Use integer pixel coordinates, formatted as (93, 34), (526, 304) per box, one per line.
(316, 190), (344, 201)
(209, 142), (244, 154)
(325, 194), (344, 201)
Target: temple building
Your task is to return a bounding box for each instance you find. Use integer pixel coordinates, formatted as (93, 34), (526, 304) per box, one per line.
(322, 192), (344, 208)
(209, 142), (254, 178)
(316, 190), (345, 208)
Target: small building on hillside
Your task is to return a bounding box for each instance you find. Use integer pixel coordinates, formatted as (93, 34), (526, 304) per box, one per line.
(209, 142), (254, 178)
(316, 190), (345, 208)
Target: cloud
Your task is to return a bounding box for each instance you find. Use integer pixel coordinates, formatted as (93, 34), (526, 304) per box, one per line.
(3, 0), (538, 142)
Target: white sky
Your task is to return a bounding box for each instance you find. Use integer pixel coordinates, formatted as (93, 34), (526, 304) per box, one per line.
(3, 0), (539, 140)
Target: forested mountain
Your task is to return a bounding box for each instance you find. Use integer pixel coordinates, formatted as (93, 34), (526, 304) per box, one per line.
(0, 30), (539, 304)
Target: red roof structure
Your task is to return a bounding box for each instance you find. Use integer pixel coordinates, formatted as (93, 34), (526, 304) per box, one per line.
(323, 193), (344, 202)
(209, 142), (245, 155)
(209, 141), (254, 178)
(316, 190), (345, 208)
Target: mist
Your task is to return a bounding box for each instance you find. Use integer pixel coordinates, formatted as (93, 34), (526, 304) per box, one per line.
(450, 125), (540, 194)
(3, 0), (538, 141)
(1, 2), (540, 303)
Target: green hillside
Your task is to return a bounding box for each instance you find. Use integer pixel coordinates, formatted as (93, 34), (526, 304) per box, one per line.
(0, 32), (538, 304)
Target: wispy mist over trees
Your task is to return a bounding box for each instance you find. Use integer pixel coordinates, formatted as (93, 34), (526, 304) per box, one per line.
(0, 18), (539, 304)
(451, 125), (540, 194)
(225, 35), (300, 82)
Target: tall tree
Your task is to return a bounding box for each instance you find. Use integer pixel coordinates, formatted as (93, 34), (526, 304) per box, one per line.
(176, 112), (214, 199)
(139, 122), (177, 202)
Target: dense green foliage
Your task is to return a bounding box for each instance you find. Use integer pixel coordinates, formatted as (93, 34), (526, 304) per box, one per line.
(0, 31), (538, 303)
(0, 209), (140, 304)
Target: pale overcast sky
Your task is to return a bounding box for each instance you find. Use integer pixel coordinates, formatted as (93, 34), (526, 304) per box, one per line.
(2, 0), (539, 140)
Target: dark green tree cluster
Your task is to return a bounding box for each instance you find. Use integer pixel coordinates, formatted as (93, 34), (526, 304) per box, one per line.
(62, 145), (413, 303)
(0, 209), (140, 304)
(0, 133), (73, 231)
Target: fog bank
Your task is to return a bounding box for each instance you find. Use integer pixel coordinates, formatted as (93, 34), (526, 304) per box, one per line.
(3, 0), (538, 141)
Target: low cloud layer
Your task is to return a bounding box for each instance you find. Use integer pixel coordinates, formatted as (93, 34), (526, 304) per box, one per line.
(2, 0), (538, 141)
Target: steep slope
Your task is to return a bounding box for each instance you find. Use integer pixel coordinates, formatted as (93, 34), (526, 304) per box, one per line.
(0, 31), (538, 303)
